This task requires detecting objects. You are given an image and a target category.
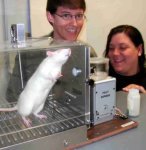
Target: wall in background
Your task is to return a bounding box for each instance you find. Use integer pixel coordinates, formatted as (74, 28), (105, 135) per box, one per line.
(0, 1), (4, 42)
(0, 0), (29, 42)
(30, 0), (51, 37)
(86, 0), (146, 56)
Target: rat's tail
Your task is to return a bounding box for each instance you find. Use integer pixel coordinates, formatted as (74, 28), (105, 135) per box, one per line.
(0, 105), (17, 112)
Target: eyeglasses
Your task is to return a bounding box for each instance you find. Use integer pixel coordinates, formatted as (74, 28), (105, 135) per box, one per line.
(54, 13), (85, 21)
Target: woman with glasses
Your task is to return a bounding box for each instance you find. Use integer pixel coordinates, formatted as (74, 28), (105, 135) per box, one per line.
(46, 0), (97, 56)
(46, 0), (86, 42)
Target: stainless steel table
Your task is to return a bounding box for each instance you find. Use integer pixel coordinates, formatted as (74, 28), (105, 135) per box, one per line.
(77, 91), (146, 150)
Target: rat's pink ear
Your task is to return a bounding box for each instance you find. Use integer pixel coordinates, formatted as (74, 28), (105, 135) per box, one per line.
(46, 51), (55, 56)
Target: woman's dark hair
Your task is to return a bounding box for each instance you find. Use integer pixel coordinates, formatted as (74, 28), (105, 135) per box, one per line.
(104, 25), (145, 71)
(46, 0), (86, 14)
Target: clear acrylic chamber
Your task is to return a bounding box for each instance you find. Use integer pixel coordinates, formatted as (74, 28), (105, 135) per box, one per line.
(0, 38), (90, 150)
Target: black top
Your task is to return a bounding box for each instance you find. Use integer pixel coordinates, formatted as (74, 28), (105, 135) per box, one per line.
(109, 67), (146, 91)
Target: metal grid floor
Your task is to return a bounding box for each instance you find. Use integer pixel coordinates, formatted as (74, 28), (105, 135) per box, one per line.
(0, 99), (85, 148)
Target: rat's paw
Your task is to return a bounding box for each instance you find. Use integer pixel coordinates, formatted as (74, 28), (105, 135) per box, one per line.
(35, 114), (47, 119)
(22, 117), (32, 127)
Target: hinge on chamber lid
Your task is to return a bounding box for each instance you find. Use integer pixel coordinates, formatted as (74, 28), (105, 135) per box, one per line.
(10, 24), (25, 44)
(10, 24), (17, 43)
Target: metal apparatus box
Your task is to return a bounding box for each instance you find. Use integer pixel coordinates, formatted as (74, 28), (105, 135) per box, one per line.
(89, 57), (116, 125)
(0, 39), (90, 150)
(90, 76), (116, 125)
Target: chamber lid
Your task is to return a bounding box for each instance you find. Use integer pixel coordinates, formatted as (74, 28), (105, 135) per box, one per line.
(0, 38), (87, 52)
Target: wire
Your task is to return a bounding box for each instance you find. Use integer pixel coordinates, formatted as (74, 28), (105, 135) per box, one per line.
(115, 107), (128, 120)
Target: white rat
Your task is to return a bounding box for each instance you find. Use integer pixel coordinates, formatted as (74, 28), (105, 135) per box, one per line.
(0, 48), (71, 127)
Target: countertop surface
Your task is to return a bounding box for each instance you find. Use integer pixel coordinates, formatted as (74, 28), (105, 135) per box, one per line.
(77, 91), (146, 150)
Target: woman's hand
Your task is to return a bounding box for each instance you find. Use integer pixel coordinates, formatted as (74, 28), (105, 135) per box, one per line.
(123, 84), (146, 93)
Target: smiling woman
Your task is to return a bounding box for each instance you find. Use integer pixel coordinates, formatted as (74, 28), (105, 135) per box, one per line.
(104, 25), (146, 93)
(46, 0), (86, 41)
(45, 0), (97, 57)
